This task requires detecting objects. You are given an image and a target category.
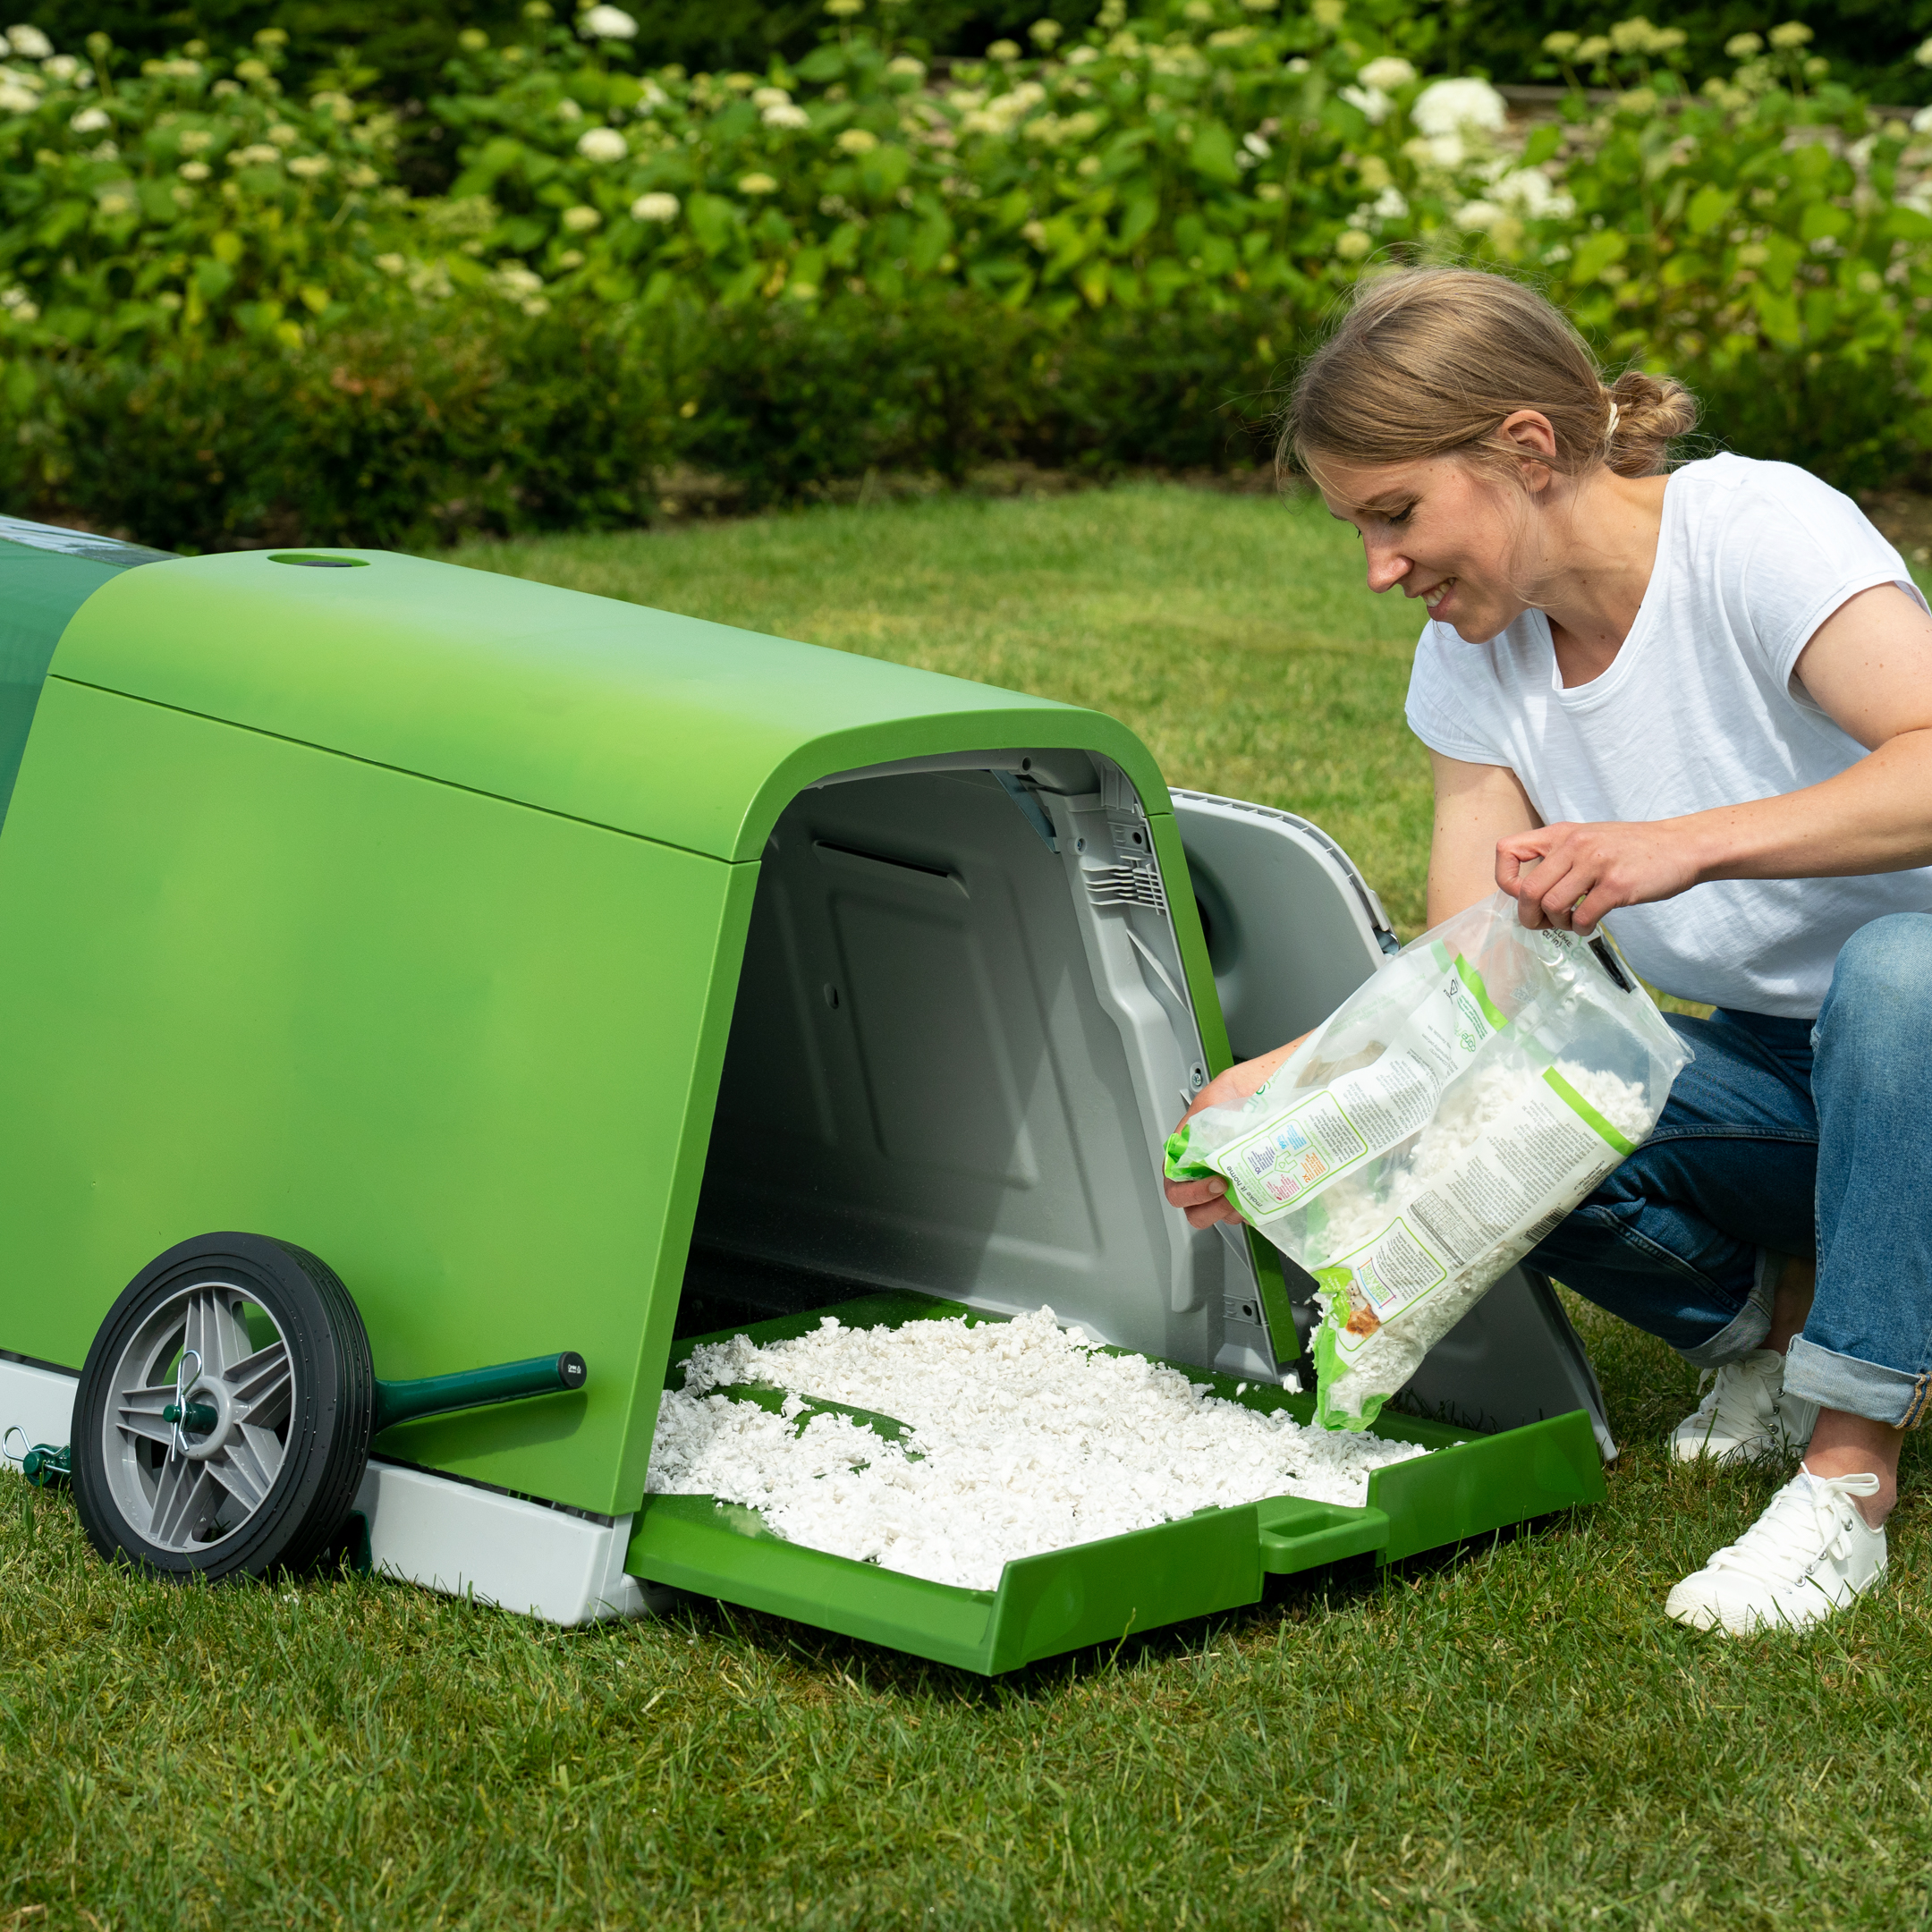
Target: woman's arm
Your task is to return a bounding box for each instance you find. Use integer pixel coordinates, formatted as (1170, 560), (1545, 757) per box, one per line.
(1427, 750), (1541, 925)
(1162, 750), (1538, 1230)
(1501, 582), (1932, 933)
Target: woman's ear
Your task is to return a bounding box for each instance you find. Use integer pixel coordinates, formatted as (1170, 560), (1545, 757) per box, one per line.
(1498, 409), (1559, 493)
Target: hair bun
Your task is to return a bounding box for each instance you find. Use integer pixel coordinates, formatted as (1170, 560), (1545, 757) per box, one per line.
(1604, 369), (1699, 477)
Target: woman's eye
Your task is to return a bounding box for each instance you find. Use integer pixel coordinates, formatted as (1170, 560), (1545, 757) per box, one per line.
(1385, 504), (1414, 527)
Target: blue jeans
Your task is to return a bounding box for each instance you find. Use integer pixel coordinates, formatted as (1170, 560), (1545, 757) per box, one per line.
(1525, 912), (1932, 1430)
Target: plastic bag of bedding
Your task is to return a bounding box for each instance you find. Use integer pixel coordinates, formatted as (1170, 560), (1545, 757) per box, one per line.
(1165, 891), (1690, 1431)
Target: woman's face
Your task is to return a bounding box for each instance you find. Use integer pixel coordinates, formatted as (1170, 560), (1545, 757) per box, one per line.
(1317, 453), (1537, 642)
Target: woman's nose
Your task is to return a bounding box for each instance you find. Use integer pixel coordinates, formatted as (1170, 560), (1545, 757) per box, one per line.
(1362, 539), (1411, 596)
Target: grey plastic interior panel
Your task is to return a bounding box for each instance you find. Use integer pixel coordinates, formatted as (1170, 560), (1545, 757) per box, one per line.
(689, 768), (1617, 1453)
(1169, 790), (1395, 1062)
(687, 757), (1270, 1376)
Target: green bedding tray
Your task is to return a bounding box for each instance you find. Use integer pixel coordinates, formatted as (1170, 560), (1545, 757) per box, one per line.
(625, 1294), (1606, 1674)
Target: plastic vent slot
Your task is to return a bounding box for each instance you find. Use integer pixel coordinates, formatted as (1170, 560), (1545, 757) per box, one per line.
(1081, 819), (1168, 913)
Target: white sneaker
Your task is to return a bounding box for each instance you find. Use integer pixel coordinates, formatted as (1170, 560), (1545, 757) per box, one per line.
(1665, 1466), (1887, 1635)
(1668, 1350), (1818, 1465)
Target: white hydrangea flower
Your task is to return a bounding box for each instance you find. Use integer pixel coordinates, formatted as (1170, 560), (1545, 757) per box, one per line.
(1488, 165), (1573, 220)
(886, 55), (926, 78)
(1454, 199), (1503, 230)
(1371, 184), (1408, 219)
(556, 97), (584, 122)
(1357, 55), (1416, 90)
(1334, 228), (1372, 258)
(1412, 76), (1507, 136)
(762, 103), (810, 129)
(7, 24), (51, 59)
(1916, 34), (1932, 66)
(374, 251), (407, 275)
(178, 160), (210, 181)
(836, 126), (878, 153)
(0, 80), (37, 112)
(496, 265), (544, 298)
(42, 52), (77, 80)
(1339, 82), (1390, 123)
(631, 190), (680, 219)
(576, 125), (627, 161)
(751, 86), (791, 107)
(1404, 131), (1466, 169)
(580, 5), (638, 38)
(737, 171), (778, 193)
(561, 202), (601, 230)
(69, 104), (107, 131)
(288, 154), (332, 179)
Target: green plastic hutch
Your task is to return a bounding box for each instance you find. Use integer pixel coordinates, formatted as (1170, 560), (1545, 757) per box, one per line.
(0, 520), (1608, 1673)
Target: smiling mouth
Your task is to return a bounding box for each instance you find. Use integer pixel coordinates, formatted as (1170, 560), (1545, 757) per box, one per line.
(1420, 577), (1456, 611)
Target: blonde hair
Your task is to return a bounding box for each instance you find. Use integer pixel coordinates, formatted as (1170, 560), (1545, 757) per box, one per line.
(1284, 267), (1698, 484)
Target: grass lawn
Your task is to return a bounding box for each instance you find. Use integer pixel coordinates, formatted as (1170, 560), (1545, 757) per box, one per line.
(5, 486), (1930, 1931)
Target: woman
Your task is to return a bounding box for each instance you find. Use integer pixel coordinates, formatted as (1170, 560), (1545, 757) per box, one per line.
(1164, 267), (1932, 1637)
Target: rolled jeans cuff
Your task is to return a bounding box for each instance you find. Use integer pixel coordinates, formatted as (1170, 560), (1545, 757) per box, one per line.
(1784, 1335), (1932, 1428)
(1677, 1246), (1782, 1370)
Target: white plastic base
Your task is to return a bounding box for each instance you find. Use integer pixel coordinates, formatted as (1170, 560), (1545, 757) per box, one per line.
(0, 1353), (78, 1449)
(351, 1457), (665, 1625)
(0, 1356), (664, 1626)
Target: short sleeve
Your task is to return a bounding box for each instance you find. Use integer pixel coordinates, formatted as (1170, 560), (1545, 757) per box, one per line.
(1715, 462), (1929, 691)
(1405, 623), (1512, 767)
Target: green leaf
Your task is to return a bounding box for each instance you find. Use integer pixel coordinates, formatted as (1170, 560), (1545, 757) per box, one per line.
(1115, 195), (1157, 250)
(684, 192), (740, 258)
(1685, 183), (1730, 236)
(1522, 124), (1562, 169)
(859, 144), (911, 199)
(795, 46), (844, 82)
(1568, 229), (1628, 285)
(192, 255), (234, 301)
(1750, 282), (1801, 347)
(1187, 120), (1240, 187)
(1799, 201), (1850, 244)
(1760, 234), (1802, 291)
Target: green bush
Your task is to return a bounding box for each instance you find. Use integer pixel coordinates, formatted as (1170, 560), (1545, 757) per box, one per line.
(0, 4), (1928, 547)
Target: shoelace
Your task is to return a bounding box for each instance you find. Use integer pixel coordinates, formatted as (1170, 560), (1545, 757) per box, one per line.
(1686, 1360), (1779, 1447)
(1705, 1468), (1882, 1589)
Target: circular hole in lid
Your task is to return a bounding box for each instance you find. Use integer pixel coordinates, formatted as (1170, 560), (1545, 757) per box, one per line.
(267, 553), (369, 568)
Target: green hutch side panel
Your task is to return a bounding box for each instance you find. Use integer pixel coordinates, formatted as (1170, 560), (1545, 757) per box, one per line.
(0, 678), (753, 1517)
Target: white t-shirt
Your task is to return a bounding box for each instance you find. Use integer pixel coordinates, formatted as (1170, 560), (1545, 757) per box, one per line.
(1404, 453), (1932, 1018)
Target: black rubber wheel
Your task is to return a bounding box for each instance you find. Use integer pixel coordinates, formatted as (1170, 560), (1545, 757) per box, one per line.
(72, 1233), (375, 1582)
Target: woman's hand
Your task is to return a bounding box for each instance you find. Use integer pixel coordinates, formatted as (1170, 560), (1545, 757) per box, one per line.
(1496, 819), (1703, 933)
(1162, 1036), (1307, 1229)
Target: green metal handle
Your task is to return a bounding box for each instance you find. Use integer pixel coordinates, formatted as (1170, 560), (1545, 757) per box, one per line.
(374, 1352), (587, 1435)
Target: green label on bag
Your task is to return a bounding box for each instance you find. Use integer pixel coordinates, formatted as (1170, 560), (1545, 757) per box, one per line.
(1541, 1065), (1638, 1157)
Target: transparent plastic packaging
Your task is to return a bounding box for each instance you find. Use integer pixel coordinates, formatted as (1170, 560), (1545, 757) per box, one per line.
(1166, 892), (1691, 1430)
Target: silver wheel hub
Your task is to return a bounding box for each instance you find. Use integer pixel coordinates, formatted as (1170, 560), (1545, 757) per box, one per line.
(103, 1280), (296, 1553)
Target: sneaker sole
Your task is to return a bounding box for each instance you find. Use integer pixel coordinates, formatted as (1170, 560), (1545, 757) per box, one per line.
(1668, 1434), (1786, 1468)
(1665, 1565), (1887, 1637)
